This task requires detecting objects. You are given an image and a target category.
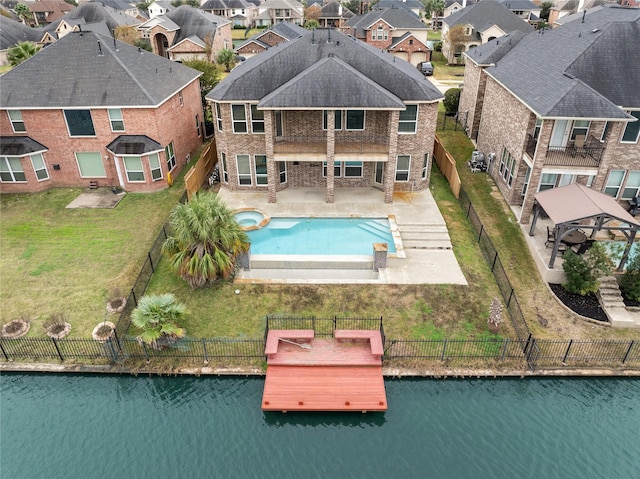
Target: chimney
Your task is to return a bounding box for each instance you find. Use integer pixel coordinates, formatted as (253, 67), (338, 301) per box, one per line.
(338, 5), (342, 15)
(462, 0), (467, 7)
(577, 0), (585, 12)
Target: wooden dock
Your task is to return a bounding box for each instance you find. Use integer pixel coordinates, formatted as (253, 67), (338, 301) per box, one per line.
(262, 330), (387, 413)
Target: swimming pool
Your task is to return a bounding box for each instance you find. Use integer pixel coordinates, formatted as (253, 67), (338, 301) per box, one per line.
(603, 240), (639, 269)
(246, 217), (397, 255)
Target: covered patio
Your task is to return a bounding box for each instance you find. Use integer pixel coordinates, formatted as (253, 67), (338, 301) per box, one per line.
(528, 184), (639, 271)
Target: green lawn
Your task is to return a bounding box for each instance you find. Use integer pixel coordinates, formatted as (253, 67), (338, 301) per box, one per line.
(432, 52), (466, 81)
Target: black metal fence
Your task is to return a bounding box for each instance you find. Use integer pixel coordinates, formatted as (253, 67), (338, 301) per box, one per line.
(265, 315), (384, 339)
(437, 110), (468, 133)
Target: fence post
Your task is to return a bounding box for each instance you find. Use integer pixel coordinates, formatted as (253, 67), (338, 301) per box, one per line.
(466, 202), (472, 219)
(162, 225), (167, 240)
(106, 337), (118, 362)
(622, 340), (635, 364)
(491, 252), (498, 272)
(500, 338), (509, 360)
(562, 339), (573, 364)
(148, 252), (154, 273)
(202, 338), (209, 364)
(131, 288), (138, 306)
(142, 342), (149, 362)
(506, 288), (514, 308)
(441, 339), (447, 361)
(51, 337), (64, 362)
(478, 225), (484, 243)
(523, 333), (532, 355)
(0, 339), (9, 361)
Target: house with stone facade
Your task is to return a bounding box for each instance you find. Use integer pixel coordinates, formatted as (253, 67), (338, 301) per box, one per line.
(441, 0), (533, 64)
(255, 0), (304, 27)
(458, 5), (640, 225)
(0, 31), (204, 194)
(315, 0), (355, 29)
(206, 28), (442, 204)
(234, 21), (305, 60)
(345, 8), (431, 66)
(137, 5), (232, 62)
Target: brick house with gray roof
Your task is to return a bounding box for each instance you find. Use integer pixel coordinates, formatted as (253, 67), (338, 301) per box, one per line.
(206, 28), (442, 203)
(458, 5), (640, 224)
(0, 31), (204, 193)
(234, 21), (305, 59)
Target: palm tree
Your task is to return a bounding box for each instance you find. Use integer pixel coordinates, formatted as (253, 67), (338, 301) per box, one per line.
(216, 48), (236, 72)
(162, 192), (250, 288)
(131, 294), (186, 348)
(7, 41), (40, 66)
(14, 3), (32, 25)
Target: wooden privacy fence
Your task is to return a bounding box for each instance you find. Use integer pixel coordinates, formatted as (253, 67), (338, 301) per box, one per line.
(433, 135), (461, 198)
(185, 140), (217, 200)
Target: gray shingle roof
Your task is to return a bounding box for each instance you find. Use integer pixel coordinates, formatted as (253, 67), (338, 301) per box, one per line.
(0, 31), (201, 109)
(466, 5), (640, 118)
(106, 135), (163, 154)
(208, 28), (442, 106)
(234, 21), (305, 52)
(346, 8), (426, 36)
(495, 0), (537, 11)
(0, 15), (41, 50)
(200, 0), (254, 9)
(43, 2), (140, 34)
(464, 29), (526, 65)
(0, 136), (48, 156)
(377, 0), (425, 12)
(444, 0), (533, 35)
(165, 6), (230, 45)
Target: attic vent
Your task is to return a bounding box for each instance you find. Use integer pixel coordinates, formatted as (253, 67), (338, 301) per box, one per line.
(328, 53), (334, 57)
(591, 28), (599, 33)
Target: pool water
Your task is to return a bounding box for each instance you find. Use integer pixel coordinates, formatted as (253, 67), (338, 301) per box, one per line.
(246, 217), (396, 255)
(234, 211), (266, 229)
(603, 240), (639, 268)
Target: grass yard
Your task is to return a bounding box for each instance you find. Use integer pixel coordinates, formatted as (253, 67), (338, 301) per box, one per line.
(0, 171), (188, 338)
(432, 52), (466, 81)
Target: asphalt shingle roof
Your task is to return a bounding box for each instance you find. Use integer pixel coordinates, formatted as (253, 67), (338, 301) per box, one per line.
(208, 28), (442, 107)
(0, 31), (201, 109)
(0, 136), (48, 156)
(444, 0), (533, 35)
(0, 15), (41, 49)
(164, 6), (230, 45)
(465, 5), (640, 118)
(347, 8), (426, 37)
(234, 22), (305, 52)
(106, 135), (163, 154)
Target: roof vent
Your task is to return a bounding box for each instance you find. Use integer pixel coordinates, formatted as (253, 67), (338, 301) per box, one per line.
(591, 28), (599, 33)
(311, 29), (315, 44)
(97, 40), (103, 56)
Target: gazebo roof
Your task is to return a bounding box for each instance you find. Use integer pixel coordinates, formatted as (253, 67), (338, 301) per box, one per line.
(535, 184), (640, 227)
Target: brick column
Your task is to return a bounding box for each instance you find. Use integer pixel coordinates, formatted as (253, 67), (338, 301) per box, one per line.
(519, 120), (552, 224)
(264, 110), (276, 203)
(384, 110), (399, 203)
(326, 110), (335, 204)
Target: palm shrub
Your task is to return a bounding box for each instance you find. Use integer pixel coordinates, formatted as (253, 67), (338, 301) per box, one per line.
(131, 294), (186, 347)
(562, 242), (614, 295)
(619, 252), (640, 302)
(163, 192), (250, 288)
(7, 41), (40, 66)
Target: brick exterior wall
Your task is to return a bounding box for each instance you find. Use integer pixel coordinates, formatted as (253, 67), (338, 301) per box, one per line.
(212, 101), (439, 201)
(0, 80), (204, 194)
(388, 35), (431, 65)
(211, 23), (232, 59)
(458, 59), (485, 140)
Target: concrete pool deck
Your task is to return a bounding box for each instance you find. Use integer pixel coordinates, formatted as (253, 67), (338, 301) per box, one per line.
(218, 187), (467, 285)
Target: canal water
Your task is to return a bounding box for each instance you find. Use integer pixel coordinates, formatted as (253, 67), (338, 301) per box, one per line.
(1, 374), (638, 478)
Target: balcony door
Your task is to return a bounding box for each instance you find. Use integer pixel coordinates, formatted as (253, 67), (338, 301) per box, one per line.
(374, 162), (385, 188)
(549, 120), (570, 149)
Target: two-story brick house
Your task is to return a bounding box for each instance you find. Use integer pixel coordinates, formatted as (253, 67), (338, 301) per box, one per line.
(458, 5), (640, 225)
(206, 28), (443, 204)
(345, 8), (431, 66)
(234, 21), (306, 60)
(0, 31), (204, 194)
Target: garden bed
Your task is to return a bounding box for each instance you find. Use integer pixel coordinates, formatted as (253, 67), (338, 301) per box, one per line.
(549, 284), (608, 322)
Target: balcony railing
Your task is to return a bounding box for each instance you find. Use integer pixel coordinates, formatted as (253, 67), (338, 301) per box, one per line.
(273, 135), (389, 156)
(525, 134), (604, 167)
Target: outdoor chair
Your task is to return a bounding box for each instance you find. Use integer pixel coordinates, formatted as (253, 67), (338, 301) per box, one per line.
(575, 239), (595, 255)
(573, 135), (586, 157)
(545, 226), (556, 248)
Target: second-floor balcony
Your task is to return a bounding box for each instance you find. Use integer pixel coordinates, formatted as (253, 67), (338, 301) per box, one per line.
(525, 134), (604, 167)
(273, 135), (389, 162)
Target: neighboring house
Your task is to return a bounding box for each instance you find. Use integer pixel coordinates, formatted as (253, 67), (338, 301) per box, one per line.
(495, 0), (541, 24)
(345, 8), (431, 66)
(90, 0), (146, 21)
(147, 1), (174, 19)
(0, 15), (41, 65)
(316, 0), (354, 29)
(431, 0), (467, 30)
(255, 0), (304, 27)
(200, 0), (257, 28)
(0, 31), (204, 194)
(441, 0), (533, 64)
(458, 5), (640, 225)
(206, 28), (443, 204)
(234, 21), (305, 59)
(376, 0), (426, 18)
(138, 5), (232, 62)
(24, 0), (74, 27)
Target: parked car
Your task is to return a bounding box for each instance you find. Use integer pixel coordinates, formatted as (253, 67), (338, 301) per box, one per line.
(417, 61), (434, 76)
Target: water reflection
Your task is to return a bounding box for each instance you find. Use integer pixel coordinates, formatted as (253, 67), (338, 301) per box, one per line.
(263, 410), (386, 428)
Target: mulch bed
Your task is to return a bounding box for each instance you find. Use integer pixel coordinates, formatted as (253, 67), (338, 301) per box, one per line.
(549, 284), (608, 323)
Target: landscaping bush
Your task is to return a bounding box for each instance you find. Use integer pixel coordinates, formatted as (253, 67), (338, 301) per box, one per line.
(562, 242), (614, 295)
(619, 252), (640, 302)
(434, 41), (442, 52)
(443, 88), (461, 116)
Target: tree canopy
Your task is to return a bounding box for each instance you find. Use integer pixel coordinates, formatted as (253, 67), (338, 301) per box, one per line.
(7, 41), (40, 66)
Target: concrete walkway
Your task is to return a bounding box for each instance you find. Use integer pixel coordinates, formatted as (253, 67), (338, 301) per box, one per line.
(218, 187), (467, 285)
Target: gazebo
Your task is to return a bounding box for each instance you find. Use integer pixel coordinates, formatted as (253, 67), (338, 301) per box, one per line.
(528, 184), (639, 269)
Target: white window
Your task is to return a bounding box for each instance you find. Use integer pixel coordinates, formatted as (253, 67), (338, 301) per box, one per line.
(64, 110), (95, 136)
(323, 161), (342, 177)
(604, 170), (625, 198)
(232, 104), (248, 133)
(216, 103), (223, 131)
(279, 161), (287, 184)
(538, 173), (558, 192)
(75, 152), (106, 178)
(570, 120), (590, 140)
(250, 105), (264, 133)
(395, 155), (410, 182)
(345, 110), (365, 131)
(275, 110), (283, 137)
(399, 105), (418, 134)
(322, 110), (342, 130)
(422, 153), (429, 179)
(344, 161), (363, 178)
(533, 118), (542, 140)
(220, 152), (228, 183)
(236, 154), (251, 185)
(0, 157), (26, 182)
(254, 155), (267, 185)
(499, 148), (516, 187)
(7, 110), (26, 132)
(30, 153), (49, 181)
(621, 171), (640, 200)
(377, 26), (383, 40)
(621, 111), (640, 143)
(600, 122), (611, 142)
(124, 156), (144, 182)
(149, 153), (162, 181)
(108, 108), (124, 131)
(165, 142), (176, 171)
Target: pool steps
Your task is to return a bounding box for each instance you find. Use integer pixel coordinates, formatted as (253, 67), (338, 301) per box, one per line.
(250, 254), (374, 270)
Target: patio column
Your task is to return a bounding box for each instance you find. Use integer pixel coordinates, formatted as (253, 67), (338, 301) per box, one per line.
(384, 111), (400, 203)
(264, 110), (276, 203)
(326, 110), (335, 203)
